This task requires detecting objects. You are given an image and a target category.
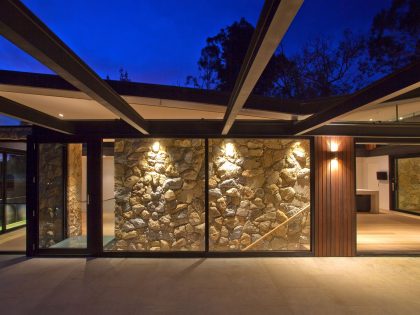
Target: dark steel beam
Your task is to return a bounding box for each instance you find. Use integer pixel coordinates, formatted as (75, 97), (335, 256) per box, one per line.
(293, 62), (420, 135)
(65, 120), (293, 138)
(222, 0), (303, 135)
(0, 96), (75, 134)
(0, 0), (149, 134)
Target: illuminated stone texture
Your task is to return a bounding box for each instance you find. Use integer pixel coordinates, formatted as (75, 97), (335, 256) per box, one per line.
(38, 143), (64, 248)
(113, 139), (205, 251)
(209, 139), (311, 251)
(397, 157), (420, 212)
(67, 143), (83, 237)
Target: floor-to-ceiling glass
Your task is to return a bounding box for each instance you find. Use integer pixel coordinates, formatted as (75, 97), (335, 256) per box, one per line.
(395, 156), (420, 214)
(103, 138), (205, 252)
(0, 142), (26, 252)
(208, 138), (311, 252)
(38, 143), (87, 249)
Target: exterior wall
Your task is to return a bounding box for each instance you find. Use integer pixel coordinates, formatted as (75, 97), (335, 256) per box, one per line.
(314, 136), (356, 257)
(0, 127), (30, 140)
(208, 139), (311, 251)
(113, 139), (205, 251)
(67, 143), (82, 237)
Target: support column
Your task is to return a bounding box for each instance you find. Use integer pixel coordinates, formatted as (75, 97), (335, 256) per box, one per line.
(314, 136), (356, 256)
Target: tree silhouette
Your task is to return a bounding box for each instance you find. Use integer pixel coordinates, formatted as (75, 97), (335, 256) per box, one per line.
(119, 67), (130, 82)
(187, 0), (419, 99)
(363, 0), (419, 77)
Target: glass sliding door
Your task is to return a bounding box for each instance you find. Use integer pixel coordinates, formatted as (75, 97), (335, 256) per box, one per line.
(395, 155), (420, 214)
(38, 143), (88, 249)
(5, 153), (26, 230)
(0, 145), (26, 252)
(208, 139), (311, 252)
(103, 138), (205, 252)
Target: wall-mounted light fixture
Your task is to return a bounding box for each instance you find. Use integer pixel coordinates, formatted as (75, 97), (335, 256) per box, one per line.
(329, 140), (339, 170)
(152, 141), (160, 153)
(225, 142), (235, 157)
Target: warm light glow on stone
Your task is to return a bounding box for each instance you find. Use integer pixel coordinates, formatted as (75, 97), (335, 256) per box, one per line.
(225, 142), (235, 157)
(152, 141), (160, 152)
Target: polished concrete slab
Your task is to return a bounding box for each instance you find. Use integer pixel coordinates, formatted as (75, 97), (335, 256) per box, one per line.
(0, 255), (419, 314)
(357, 209), (420, 252)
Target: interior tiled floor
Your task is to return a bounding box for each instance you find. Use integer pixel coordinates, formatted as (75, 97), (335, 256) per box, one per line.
(0, 227), (26, 251)
(357, 209), (420, 252)
(0, 255), (419, 314)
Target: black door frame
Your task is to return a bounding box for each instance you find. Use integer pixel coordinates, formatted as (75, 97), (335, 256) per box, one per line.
(0, 146), (27, 234)
(389, 153), (420, 216)
(27, 135), (102, 256)
(27, 132), (315, 258)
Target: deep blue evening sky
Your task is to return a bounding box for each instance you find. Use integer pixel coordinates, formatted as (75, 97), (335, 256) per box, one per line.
(1, 0), (391, 85)
(0, 0), (391, 125)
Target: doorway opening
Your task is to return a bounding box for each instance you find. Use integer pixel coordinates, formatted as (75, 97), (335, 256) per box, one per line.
(356, 142), (420, 253)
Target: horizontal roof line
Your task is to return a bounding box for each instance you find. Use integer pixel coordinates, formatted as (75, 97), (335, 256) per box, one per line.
(0, 70), (347, 115)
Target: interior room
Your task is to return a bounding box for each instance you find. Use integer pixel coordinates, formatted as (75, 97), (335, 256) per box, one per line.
(0, 141), (26, 252)
(356, 142), (420, 253)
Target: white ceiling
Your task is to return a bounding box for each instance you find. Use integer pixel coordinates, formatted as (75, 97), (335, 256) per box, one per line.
(337, 99), (420, 122)
(0, 84), (309, 121)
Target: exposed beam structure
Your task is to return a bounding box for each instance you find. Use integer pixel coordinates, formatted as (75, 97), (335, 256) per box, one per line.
(0, 96), (75, 134)
(293, 62), (420, 135)
(221, 0), (303, 135)
(0, 0), (149, 134)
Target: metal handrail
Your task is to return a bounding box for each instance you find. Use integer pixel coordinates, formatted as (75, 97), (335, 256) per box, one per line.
(241, 204), (310, 251)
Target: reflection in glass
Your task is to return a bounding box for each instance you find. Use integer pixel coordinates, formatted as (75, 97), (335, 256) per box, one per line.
(208, 139), (311, 251)
(0, 149), (27, 251)
(38, 143), (87, 249)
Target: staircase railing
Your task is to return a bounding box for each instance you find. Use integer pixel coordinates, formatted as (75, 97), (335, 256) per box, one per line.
(241, 204), (310, 251)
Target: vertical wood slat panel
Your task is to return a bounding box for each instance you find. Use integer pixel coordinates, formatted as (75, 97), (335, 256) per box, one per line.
(314, 136), (355, 256)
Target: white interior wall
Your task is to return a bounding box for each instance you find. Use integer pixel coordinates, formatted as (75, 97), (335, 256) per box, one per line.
(356, 155), (390, 210)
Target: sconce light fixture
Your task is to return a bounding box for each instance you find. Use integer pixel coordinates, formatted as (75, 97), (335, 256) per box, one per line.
(329, 140), (339, 170)
(152, 141), (160, 153)
(225, 142), (235, 157)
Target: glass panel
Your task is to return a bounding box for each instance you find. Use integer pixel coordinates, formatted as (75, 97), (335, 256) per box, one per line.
(103, 138), (205, 251)
(38, 143), (87, 249)
(209, 139), (311, 251)
(396, 157), (420, 213)
(6, 154), (26, 204)
(0, 154), (3, 230)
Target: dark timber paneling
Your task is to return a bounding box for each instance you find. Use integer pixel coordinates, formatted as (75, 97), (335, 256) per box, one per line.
(314, 136), (356, 256)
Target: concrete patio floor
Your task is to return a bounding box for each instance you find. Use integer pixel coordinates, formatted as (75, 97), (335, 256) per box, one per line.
(0, 256), (419, 315)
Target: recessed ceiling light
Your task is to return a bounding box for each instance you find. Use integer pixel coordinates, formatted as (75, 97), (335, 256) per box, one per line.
(58, 113), (64, 118)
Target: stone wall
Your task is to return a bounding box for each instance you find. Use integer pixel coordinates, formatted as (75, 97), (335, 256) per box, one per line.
(38, 143), (64, 248)
(113, 139), (205, 251)
(397, 157), (420, 211)
(209, 139), (310, 251)
(67, 143), (83, 237)
(0, 126), (31, 140)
